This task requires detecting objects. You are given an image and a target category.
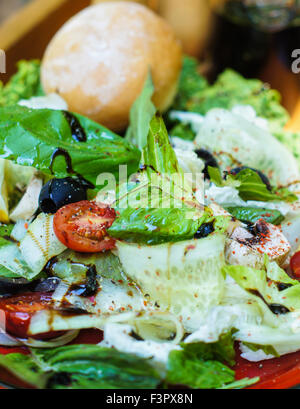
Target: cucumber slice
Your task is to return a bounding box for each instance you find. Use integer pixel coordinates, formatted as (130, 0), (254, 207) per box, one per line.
(116, 233), (226, 331)
(19, 213), (66, 274)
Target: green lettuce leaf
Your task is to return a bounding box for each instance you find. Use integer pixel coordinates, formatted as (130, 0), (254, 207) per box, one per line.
(172, 62), (288, 130)
(0, 60), (43, 107)
(208, 167), (297, 203)
(182, 330), (237, 367)
(166, 331), (257, 389)
(166, 349), (235, 389)
(141, 113), (182, 176)
(169, 122), (196, 141)
(196, 108), (299, 187)
(223, 259), (300, 313)
(242, 342), (280, 358)
(0, 105), (140, 185)
(109, 114), (206, 245)
(125, 72), (156, 150)
(171, 56), (209, 113)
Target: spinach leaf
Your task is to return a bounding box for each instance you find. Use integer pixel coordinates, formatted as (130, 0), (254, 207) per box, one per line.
(33, 345), (161, 389)
(0, 106), (141, 185)
(125, 72), (156, 150)
(0, 353), (49, 388)
(226, 206), (284, 226)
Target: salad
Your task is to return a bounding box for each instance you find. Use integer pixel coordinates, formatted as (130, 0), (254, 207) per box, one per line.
(0, 57), (299, 389)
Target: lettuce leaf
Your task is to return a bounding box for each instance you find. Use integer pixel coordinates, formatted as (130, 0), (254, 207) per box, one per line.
(196, 108), (299, 187)
(171, 61), (288, 130)
(0, 60), (43, 107)
(223, 260), (300, 313)
(166, 349), (235, 389)
(171, 56), (209, 113)
(0, 105), (140, 185)
(208, 167), (297, 203)
(167, 331), (258, 389)
(125, 72), (156, 150)
(109, 114), (206, 245)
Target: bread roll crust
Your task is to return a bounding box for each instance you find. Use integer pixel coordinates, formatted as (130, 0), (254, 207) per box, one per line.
(41, 2), (182, 132)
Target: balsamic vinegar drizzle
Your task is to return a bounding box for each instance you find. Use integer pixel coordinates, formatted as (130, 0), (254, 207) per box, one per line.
(48, 111), (94, 188)
(49, 148), (95, 189)
(62, 111), (87, 142)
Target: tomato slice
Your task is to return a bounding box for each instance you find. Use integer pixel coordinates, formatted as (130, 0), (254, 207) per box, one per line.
(0, 292), (54, 339)
(291, 251), (300, 279)
(53, 201), (116, 253)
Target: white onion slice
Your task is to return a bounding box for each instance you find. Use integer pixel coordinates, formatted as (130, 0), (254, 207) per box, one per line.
(0, 330), (79, 348)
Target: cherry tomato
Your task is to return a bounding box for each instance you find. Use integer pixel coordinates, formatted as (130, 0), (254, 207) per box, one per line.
(0, 292), (53, 339)
(291, 251), (300, 279)
(53, 201), (116, 253)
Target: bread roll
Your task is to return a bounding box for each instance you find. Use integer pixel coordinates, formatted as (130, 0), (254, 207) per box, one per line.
(41, 2), (182, 132)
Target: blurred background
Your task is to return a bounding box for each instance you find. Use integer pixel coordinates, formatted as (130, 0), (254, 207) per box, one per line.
(0, 0), (299, 122)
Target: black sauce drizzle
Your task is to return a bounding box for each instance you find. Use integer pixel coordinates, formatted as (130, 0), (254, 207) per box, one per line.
(49, 148), (95, 189)
(62, 111), (87, 142)
(70, 265), (99, 298)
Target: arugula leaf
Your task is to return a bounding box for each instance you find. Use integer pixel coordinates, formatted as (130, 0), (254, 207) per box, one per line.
(226, 206), (284, 226)
(125, 72), (156, 150)
(0, 60), (43, 107)
(0, 106), (140, 185)
(0, 353), (49, 388)
(208, 166), (297, 203)
(33, 345), (161, 389)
